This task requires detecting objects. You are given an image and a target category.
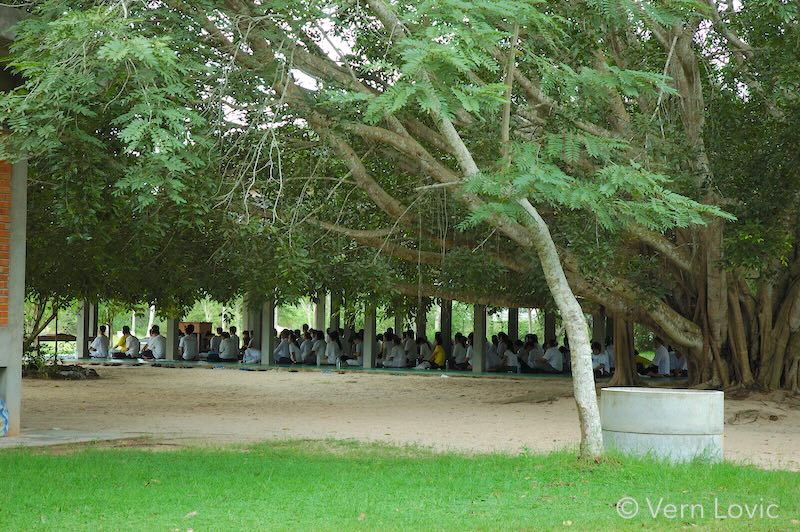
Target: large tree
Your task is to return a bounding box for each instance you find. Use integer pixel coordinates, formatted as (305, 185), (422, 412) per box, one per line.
(4, 0), (794, 456)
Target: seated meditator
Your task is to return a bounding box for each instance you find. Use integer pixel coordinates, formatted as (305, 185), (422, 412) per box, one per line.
(452, 334), (468, 370)
(311, 330), (327, 365)
(140, 325), (166, 360)
(299, 331), (314, 364)
(645, 337), (671, 377)
(218, 332), (240, 362)
(605, 336), (615, 372)
(591, 341), (610, 377)
(532, 339), (563, 373)
(324, 330), (343, 365)
(209, 327), (223, 355)
(113, 326), (140, 359)
(670, 347), (688, 377)
(178, 324), (199, 361)
(273, 329), (293, 364)
(88, 325), (110, 358)
(343, 333), (364, 366)
(380, 335), (406, 368)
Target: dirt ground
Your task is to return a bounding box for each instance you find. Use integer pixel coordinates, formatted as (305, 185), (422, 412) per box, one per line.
(19, 365), (800, 471)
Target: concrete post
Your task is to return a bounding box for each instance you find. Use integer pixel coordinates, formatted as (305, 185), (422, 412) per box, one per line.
(330, 293), (341, 331)
(166, 318), (180, 360)
(314, 293), (326, 332)
(508, 307), (519, 341)
(363, 304), (377, 368)
(415, 298), (428, 339)
(440, 299), (453, 356)
(75, 300), (91, 358)
(260, 299), (276, 366)
(472, 304), (487, 373)
(0, 160), (26, 436)
(88, 302), (99, 338)
(544, 311), (556, 343)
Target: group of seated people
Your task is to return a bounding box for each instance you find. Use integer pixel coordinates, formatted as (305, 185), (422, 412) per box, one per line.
(85, 320), (688, 377)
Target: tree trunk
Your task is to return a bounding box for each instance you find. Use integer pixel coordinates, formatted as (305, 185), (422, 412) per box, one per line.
(146, 305), (156, 334)
(518, 198), (603, 459)
(608, 318), (642, 387)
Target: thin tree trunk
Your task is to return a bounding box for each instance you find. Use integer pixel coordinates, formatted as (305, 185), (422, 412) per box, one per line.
(518, 198), (603, 459)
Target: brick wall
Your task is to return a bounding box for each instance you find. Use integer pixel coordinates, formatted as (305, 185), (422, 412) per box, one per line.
(0, 161), (10, 326)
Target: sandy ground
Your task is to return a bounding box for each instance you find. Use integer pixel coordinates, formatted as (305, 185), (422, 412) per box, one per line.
(19, 365), (800, 471)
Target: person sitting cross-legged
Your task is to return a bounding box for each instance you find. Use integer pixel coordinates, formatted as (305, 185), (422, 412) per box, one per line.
(89, 325), (110, 358)
(140, 325), (166, 360)
(179, 324), (198, 361)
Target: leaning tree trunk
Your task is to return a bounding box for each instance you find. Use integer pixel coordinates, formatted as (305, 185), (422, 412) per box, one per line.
(519, 198), (603, 459)
(608, 318), (642, 387)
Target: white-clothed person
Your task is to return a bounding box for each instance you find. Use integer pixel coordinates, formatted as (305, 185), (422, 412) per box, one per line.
(89, 325), (110, 358)
(273, 330), (293, 364)
(219, 333), (240, 361)
(382, 336), (406, 368)
(649, 337), (671, 376)
(605, 337), (615, 370)
(591, 341), (609, 375)
(311, 331), (327, 365)
(324, 330), (343, 365)
(534, 340), (563, 373)
(178, 325), (198, 361)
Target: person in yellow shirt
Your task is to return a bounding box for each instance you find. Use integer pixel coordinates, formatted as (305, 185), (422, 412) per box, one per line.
(111, 330), (126, 354)
(430, 332), (446, 369)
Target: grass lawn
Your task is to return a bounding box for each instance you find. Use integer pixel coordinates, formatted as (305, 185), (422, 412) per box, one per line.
(0, 440), (797, 530)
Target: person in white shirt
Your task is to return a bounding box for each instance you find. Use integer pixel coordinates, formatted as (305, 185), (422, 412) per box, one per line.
(141, 325), (166, 360)
(273, 330), (292, 364)
(219, 332), (240, 361)
(122, 326), (141, 359)
(380, 335), (405, 368)
(324, 330), (343, 365)
(647, 337), (671, 376)
(345, 334), (364, 366)
(311, 330), (327, 365)
(403, 330), (418, 365)
(591, 341), (609, 376)
(534, 339), (563, 373)
(289, 332), (301, 363)
(670, 348), (688, 377)
(209, 327), (223, 354)
(416, 337), (432, 363)
(178, 324), (198, 361)
(299, 331), (314, 363)
(452, 334), (468, 370)
(465, 334), (474, 369)
(89, 325), (110, 358)
(504, 345), (519, 372)
(229, 326), (240, 355)
(605, 336), (615, 371)
(526, 335), (545, 368)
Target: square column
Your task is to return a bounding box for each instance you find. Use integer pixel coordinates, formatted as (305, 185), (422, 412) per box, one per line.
(440, 299), (453, 356)
(0, 160), (26, 436)
(314, 293), (326, 332)
(508, 307), (519, 342)
(472, 304), (487, 373)
(260, 299), (276, 366)
(75, 300), (91, 359)
(166, 318), (180, 360)
(362, 304), (377, 368)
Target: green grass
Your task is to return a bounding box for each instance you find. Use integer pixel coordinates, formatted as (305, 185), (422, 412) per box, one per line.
(0, 440), (797, 530)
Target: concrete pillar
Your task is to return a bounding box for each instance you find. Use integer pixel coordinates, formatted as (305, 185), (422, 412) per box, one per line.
(166, 318), (180, 360)
(472, 304), (487, 373)
(330, 293), (341, 331)
(415, 298), (428, 339)
(592, 310), (606, 344)
(88, 302), (98, 338)
(508, 307), (519, 341)
(314, 293), (326, 332)
(440, 299), (453, 355)
(0, 160), (26, 436)
(75, 300), (91, 358)
(363, 304), (377, 368)
(544, 311), (556, 343)
(260, 299), (276, 366)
